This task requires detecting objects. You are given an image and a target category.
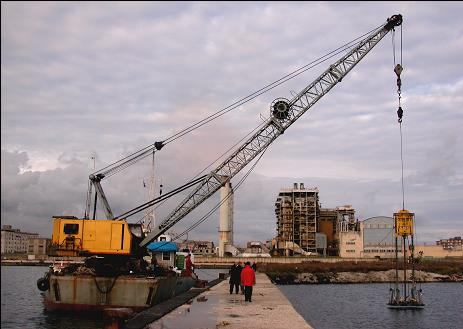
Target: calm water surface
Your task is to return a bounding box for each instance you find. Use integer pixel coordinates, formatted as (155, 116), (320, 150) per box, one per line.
(279, 282), (463, 329)
(0, 266), (224, 329)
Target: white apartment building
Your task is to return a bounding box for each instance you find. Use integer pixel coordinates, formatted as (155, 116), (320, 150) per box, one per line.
(1, 225), (39, 254)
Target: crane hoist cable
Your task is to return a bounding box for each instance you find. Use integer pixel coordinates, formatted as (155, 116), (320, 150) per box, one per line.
(392, 21), (405, 210)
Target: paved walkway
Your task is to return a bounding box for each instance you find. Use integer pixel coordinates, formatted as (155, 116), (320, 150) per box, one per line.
(147, 273), (313, 329)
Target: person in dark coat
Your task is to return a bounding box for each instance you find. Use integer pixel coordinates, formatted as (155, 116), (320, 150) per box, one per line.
(229, 262), (242, 294)
(252, 262), (257, 272)
(241, 261), (256, 302)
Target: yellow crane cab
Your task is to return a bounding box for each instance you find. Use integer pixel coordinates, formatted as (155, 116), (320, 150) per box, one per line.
(49, 216), (143, 257)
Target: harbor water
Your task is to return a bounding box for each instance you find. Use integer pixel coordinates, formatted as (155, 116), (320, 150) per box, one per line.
(2, 266), (462, 329)
(279, 282), (463, 329)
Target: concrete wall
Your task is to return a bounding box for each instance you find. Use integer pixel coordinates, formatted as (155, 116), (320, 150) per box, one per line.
(194, 256), (380, 266)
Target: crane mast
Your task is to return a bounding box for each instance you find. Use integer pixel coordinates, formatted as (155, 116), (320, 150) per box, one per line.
(140, 14), (403, 247)
(84, 142), (164, 220)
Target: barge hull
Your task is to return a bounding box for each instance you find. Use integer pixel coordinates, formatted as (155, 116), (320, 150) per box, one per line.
(43, 274), (196, 312)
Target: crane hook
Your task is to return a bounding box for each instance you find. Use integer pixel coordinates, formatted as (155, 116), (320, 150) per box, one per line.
(397, 106), (403, 123)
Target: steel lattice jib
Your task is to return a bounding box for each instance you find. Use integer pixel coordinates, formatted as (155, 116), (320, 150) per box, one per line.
(394, 209), (414, 237)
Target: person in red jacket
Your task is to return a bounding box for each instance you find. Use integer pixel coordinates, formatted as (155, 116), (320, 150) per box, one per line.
(184, 253), (194, 276)
(240, 261), (256, 302)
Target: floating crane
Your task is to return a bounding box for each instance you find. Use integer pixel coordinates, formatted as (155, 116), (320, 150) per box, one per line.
(49, 14), (404, 271)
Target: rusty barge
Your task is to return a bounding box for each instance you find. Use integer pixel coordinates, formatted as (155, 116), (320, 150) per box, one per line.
(40, 270), (197, 312)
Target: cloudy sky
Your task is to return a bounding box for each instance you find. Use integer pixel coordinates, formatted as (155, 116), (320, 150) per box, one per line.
(2, 2), (462, 246)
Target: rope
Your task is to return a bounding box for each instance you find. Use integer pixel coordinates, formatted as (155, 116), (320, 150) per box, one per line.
(399, 123), (405, 210)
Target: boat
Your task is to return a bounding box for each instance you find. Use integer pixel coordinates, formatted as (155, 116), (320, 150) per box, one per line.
(37, 236), (199, 312)
(387, 209), (425, 309)
(36, 153), (201, 313)
(40, 271), (197, 312)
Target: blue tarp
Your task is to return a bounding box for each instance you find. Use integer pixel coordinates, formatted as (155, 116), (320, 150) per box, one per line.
(147, 241), (178, 252)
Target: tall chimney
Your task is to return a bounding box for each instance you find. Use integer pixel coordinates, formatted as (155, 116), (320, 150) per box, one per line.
(218, 180), (234, 257)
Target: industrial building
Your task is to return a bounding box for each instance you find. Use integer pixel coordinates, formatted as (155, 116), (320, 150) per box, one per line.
(274, 183), (319, 254)
(339, 216), (396, 258)
(339, 218), (463, 259)
(318, 205), (358, 255)
(273, 183), (359, 256)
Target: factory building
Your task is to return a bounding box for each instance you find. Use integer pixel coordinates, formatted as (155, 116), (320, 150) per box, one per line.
(318, 208), (337, 254)
(274, 183), (319, 254)
(318, 205), (358, 255)
(362, 216), (396, 257)
(273, 183), (360, 256)
(339, 218), (463, 258)
(339, 216), (397, 258)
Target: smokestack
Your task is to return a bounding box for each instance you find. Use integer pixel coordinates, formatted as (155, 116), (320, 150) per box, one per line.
(218, 181), (233, 257)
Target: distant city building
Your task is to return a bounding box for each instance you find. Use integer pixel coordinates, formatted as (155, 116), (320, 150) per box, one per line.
(436, 236), (462, 250)
(1, 225), (39, 254)
(177, 240), (216, 256)
(240, 241), (271, 257)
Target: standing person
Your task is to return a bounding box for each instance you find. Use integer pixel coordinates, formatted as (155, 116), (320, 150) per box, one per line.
(252, 262), (257, 272)
(240, 261), (256, 302)
(185, 253), (194, 276)
(237, 261), (245, 295)
(229, 262), (241, 294)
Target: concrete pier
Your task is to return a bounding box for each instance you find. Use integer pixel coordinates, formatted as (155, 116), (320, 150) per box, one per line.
(145, 273), (313, 329)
